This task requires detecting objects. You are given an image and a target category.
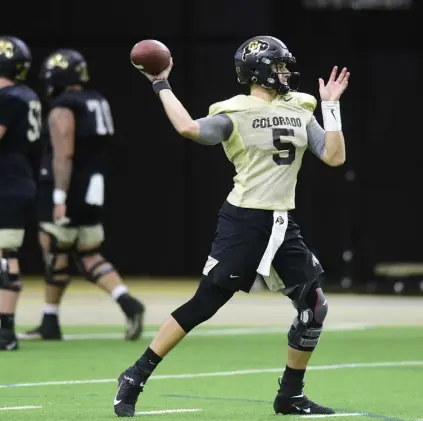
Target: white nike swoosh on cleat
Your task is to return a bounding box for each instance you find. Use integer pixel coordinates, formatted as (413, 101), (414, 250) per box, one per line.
(114, 382), (123, 406)
(293, 405), (311, 413)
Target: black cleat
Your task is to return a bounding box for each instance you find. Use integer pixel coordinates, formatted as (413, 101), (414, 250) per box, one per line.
(125, 309), (144, 341)
(273, 377), (335, 415)
(114, 369), (145, 417)
(18, 314), (62, 341)
(119, 296), (145, 341)
(0, 328), (19, 351)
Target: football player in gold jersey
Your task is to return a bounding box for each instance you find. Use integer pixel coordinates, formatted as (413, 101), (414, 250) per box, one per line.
(113, 36), (349, 417)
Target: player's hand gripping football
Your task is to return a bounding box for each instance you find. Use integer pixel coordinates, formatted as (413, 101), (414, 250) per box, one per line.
(138, 58), (173, 82)
(319, 66), (350, 101)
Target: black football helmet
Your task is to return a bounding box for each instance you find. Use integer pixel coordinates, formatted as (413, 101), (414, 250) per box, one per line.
(234, 36), (300, 95)
(0, 36), (31, 81)
(39, 49), (89, 96)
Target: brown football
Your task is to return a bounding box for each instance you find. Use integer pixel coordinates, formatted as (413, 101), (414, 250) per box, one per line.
(130, 40), (171, 75)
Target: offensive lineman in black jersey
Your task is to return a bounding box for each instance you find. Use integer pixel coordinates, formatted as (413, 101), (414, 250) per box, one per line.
(0, 36), (42, 351)
(20, 49), (145, 341)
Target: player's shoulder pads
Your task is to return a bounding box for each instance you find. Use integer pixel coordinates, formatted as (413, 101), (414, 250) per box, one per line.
(288, 92), (317, 113)
(209, 95), (255, 117)
(49, 90), (80, 111)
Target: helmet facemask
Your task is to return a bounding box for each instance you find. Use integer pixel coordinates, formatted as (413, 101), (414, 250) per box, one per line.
(257, 57), (300, 95)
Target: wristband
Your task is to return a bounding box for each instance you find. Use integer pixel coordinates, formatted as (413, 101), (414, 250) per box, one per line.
(321, 101), (342, 132)
(152, 79), (171, 95)
(53, 189), (67, 205)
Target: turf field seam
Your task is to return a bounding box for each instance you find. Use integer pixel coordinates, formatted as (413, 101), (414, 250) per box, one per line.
(1, 361), (422, 389)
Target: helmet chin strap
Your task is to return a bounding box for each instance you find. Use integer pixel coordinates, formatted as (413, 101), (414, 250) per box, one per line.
(276, 82), (291, 94)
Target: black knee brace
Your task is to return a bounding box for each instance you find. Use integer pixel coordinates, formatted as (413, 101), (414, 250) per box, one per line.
(2, 249), (19, 260)
(0, 252), (23, 292)
(171, 276), (234, 333)
(46, 266), (72, 288)
(43, 235), (72, 288)
(287, 279), (328, 352)
(73, 248), (115, 284)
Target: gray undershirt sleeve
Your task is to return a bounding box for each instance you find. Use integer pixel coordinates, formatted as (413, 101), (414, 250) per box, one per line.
(307, 116), (326, 159)
(195, 114), (234, 145)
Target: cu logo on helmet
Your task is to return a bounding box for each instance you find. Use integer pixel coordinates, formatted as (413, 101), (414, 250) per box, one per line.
(0, 40), (14, 59)
(242, 40), (269, 61)
(46, 54), (69, 70)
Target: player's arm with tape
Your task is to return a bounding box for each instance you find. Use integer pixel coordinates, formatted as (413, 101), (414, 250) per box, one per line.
(49, 106), (75, 223)
(309, 66), (350, 167)
(135, 58), (233, 144)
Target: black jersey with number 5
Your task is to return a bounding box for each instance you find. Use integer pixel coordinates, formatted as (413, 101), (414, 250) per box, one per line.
(0, 84), (42, 197)
(40, 90), (114, 184)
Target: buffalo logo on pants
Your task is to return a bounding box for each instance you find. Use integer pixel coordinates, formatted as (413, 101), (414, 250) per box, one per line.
(275, 216), (284, 225)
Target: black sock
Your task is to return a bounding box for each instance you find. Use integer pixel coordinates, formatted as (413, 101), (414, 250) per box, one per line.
(279, 365), (306, 396)
(133, 347), (162, 382)
(42, 313), (59, 323)
(0, 313), (15, 331)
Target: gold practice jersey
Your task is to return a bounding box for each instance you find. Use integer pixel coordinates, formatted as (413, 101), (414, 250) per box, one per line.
(208, 92), (317, 211)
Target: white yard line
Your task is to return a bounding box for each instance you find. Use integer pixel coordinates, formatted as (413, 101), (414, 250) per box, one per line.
(1, 361), (422, 389)
(135, 408), (201, 415)
(303, 413), (363, 418)
(0, 405), (42, 411)
(40, 323), (373, 341)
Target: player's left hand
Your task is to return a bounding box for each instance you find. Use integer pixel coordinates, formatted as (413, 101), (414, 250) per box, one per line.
(319, 66), (350, 101)
(54, 204), (70, 226)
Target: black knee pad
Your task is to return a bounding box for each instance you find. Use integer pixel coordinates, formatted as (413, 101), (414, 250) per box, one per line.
(46, 266), (72, 288)
(0, 257), (23, 292)
(2, 249), (19, 260)
(73, 248), (115, 284)
(171, 276), (235, 333)
(7, 273), (23, 292)
(287, 279), (328, 351)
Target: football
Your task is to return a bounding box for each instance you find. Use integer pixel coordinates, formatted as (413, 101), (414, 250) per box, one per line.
(130, 40), (171, 75)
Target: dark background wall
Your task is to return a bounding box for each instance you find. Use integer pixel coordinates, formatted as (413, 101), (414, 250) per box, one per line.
(3, 0), (418, 289)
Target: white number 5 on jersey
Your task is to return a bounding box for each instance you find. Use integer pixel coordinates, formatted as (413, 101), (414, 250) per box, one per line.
(27, 100), (42, 142)
(86, 99), (114, 135)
